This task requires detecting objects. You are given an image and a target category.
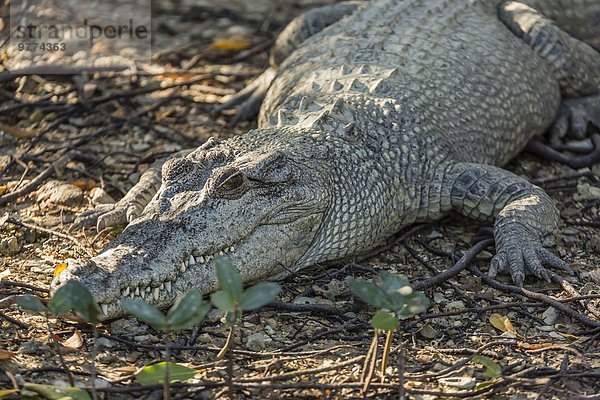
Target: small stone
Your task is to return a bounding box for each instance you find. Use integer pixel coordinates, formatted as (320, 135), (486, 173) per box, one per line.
(445, 300), (465, 310)
(419, 324), (437, 339)
(293, 296), (317, 305)
(0, 236), (20, 255)
(542, 307), (559, 325)
(20, 341), (51, 355)
(37, 180), (83, 208)
(89, 187), (115, 205)
(265, 318), (278, 330)
(573, 182), (600, 202)
(126, 351), (141, 363)
(246, 332), (268, 351)
(95, 337), (114, 350)
(562, 236), (577, 247)
(587, 236), (600, 253)
(589, 269), (600, 284)
(133, 334), (151, 342)
(197, 333), (212, 344)
(433, 292), (447, 304)
(428, 230), (444, 239)
(537, 325), (554, 332)
(205, 309), (225, 324)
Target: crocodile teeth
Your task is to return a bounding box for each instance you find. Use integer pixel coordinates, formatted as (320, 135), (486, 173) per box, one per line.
(101, 304), (108, 315)
(180, 263), (186, 273)
(153, 287), (160, 301)
(134, 287), (140, 296)
(122, 287), (130, 297)
(165, 281), (172, 292)
(140, 290), (146, 300)
(145, 286), (151, 293)
(218, 251), (224, 256)
(189, 254), (196, 265)
(197, 255), (205, 264)
(160, 282), (165, 290)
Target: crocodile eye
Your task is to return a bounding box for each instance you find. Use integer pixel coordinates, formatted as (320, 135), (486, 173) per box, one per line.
(215, 169), (246, 195)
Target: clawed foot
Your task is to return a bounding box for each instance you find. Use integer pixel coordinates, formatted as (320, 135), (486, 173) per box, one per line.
(550, 94), (600, 145)
(489, 228), (574, 287)
(215, 67), (276, 125)
(73, 201), (142, 232)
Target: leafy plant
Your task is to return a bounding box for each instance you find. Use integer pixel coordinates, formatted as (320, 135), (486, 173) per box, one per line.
(16, 281), (101, 399)
(211, 256), (281, 357)
(123, 290), (210, 399)
(348, 271), (429, 391)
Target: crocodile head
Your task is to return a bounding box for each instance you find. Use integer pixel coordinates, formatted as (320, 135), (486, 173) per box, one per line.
(50, 129), (330, 319)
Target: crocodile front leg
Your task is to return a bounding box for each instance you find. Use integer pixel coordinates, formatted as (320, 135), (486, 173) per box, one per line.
(74, 149), (193, 231)
(438, 162), (572, 286)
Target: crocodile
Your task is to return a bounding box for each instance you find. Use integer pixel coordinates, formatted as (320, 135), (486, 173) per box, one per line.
(51, 0), (600, 319)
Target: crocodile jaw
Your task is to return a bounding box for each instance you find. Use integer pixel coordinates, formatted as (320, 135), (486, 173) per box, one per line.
(52, 213), (321, 320)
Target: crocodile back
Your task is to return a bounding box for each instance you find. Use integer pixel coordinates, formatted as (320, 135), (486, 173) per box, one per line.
(260, 0), (561, 167)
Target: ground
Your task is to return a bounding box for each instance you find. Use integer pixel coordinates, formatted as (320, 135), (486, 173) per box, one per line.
(1, 0), (599, 399)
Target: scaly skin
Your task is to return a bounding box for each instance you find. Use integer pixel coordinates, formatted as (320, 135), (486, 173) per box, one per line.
(51, 0), (600, 319)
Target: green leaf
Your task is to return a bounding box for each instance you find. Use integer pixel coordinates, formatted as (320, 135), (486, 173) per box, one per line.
(167, 290), (211, 331)
(215, 256), (243, 301)
(48, 280), (98, 323)
(215, 256), (244, 303)
(240, 282), (281, 311)
(399, 292), (430, 317)
(135, 362), (197, 385)
(348, 278), (390, 309)
(371, 310), (399, 331)
(23, 383), (91, 400)
(379, 271), (410, 295)
(473, 355), (502, 378)
(16, 294), (47, 314)
(122, 299), (166, 331)
(211, 290), (235, 312)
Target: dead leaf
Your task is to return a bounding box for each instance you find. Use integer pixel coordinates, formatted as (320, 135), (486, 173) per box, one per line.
(114, 365), (138, 374)
(517, 342), (553, 350)
(0, 185), (7, 196)
(0, 349), (15, 361)
(71, 179), (96, 191)
(0, 122), (35, 139)
(55, 330), (84, 350)
(0, 389), (19, 398)
(209, 36), (252, 52)
(54, 263), (68, 278)
(489, 313), (520, 336)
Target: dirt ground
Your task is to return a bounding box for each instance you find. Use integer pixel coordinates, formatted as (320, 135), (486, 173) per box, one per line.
(1, 0), (599, 399)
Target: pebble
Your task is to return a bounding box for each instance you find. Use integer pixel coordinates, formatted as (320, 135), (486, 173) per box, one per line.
(542, 307), (559, 325)
(562, 235), (577, 247)
(37, 180), (83, 208)
(445, 300), (465, 310)
(573, 182), (600, 202)
(245, 332), (268, 351)
(0, 236), (20, 255)
(293, 296), (317, 305)
(89, 187), (115, 205)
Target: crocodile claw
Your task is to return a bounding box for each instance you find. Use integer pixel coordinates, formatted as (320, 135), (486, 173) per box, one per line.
(489, 233), (573, 287)
(73, 202), (141, 232)
(550, 94), (600, 145)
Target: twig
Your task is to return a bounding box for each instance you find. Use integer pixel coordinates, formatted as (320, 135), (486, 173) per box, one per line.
(0, 152), (72, 207)
(5, 217), (93, 257)
(362, 329), (379, 394)
(468, 266), (600, 329)
(412, 239), (494, 290)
